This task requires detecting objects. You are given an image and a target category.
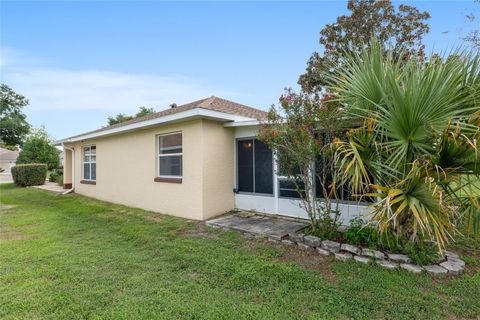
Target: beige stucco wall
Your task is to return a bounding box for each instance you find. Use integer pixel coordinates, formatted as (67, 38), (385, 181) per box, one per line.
(201, 120), (235, 219)
(65, 119), (234, 220)
(63, 149), (72, 185)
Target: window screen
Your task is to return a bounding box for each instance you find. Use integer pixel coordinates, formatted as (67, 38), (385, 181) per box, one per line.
(236, 139), (273, 194)
(254, 140), (273, 194)
(158, 133), (182, 177)
(276, 152), (301, 177)
(279, 178), (304, 198)
(83, 145), (96, 180)
(315, 144), (375, 203)
(237, 140), (254, 192)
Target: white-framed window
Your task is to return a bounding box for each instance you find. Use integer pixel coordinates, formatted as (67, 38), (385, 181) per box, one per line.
(157, 132), (182, 177)
(83, 145), (96, 181)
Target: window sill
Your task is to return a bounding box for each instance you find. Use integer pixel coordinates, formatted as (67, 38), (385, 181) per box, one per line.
(236, 191), (274, 197)
(154, 177), (182, 184)
(80, 180), (96, 185)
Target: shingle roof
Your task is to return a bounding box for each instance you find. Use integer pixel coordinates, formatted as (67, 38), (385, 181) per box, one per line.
(65, 96), (267, 140)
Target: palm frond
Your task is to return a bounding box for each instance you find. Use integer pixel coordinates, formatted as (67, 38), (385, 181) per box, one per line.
(328, 39), (480, 250)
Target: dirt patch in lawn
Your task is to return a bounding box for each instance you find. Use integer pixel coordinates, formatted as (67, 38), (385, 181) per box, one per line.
(18, 223), (43, 231)
(0, 223), (34, 242)
(143, 215), (164, 223)
(181, 222), (220, 240)
(240, 236), (337, 283)
(457, 248), (480, 277)
(0, 204), (17, 213)
(100, 209), (164, 223)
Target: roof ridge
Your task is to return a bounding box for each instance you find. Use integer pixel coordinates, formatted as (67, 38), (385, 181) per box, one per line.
(57, 96), (268, 143)
(211, 96), (267, 114)
(101, 97), (209, 130)
(197, 96), (216, 108)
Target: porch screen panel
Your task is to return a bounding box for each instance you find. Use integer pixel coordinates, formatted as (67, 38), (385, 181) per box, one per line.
(279, 178), (303, 198)
(314, 141), (375, 203)
(237, 140), (254, 192)
(254, 140), (273, 194)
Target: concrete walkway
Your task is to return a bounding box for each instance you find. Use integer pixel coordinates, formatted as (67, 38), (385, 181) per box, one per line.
(32, 181), (70, 194)
(206, 212), (308, 240)
(0, 174), (13, 183)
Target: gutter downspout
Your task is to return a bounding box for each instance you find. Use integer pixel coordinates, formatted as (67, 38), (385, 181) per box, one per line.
(62, 143), (75, 194)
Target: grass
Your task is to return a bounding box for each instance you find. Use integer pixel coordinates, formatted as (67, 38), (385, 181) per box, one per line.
(0, 184), (479, 319)
(455, 175), (480, 198)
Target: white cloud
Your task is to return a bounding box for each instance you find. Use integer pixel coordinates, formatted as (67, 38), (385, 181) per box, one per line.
(0, 47), (45, 68)
(5, 68), (226, 112)
(0, 47), (235, 113)
(0, 47), (19, 67)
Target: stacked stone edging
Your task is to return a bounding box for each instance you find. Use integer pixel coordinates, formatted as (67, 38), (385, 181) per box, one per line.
(282, 233), (465, 276)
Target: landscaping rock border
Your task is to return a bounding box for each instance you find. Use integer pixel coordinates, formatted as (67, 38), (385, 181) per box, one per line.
(282, 232), (465, 276)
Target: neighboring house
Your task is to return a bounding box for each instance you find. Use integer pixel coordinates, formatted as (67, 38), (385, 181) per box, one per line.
(55, 96), (369, 221)
(0, 147), (19, 174)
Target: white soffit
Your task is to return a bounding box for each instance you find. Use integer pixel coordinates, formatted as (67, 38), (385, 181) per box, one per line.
(54, 108), (254, 145)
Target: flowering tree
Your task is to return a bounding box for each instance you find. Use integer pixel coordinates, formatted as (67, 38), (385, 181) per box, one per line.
(258, 89), (346, 233)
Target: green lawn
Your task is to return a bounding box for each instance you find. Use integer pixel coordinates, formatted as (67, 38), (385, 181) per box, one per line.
(0, 184), (479, 319)
(455, 176), (480, 198)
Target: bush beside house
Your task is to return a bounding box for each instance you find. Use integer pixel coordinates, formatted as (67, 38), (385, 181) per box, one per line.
(16, 127), (60, 171)
(11, 164), (47, 186)
(49, 170), (63, 187)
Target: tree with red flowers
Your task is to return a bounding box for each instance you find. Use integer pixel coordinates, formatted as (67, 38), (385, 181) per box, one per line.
(258, 89), (346, 233)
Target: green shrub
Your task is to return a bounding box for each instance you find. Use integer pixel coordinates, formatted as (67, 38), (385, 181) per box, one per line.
(49, 171), (58, 182)
(342, 217), (402, 252)
(402, 241), (440, 266)
(343, 217), (381, 249)
(49, 167), (64, 185)
(342, 217), (440, 265)
(16, 128), (60, 170)
(56, 174), (64, 187)
(11, 164), (47, 187)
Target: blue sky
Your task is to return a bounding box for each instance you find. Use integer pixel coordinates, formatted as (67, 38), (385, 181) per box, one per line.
(1, 1), (478, 139)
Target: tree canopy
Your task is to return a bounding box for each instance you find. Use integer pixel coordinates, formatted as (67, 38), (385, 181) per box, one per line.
(298, 0), (430, 93)
(464, 0), (480, 50)
(16, 127), (60, 171)
(107, 106), (156, 126)
(0, 84), (31, 148)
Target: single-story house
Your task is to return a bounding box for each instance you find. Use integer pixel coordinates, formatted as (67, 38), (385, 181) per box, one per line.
(55, 96), (369, 221)
(0, 147), (19, 174)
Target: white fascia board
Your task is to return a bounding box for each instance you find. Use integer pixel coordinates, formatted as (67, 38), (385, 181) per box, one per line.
(54, 108), (254, 145)
(223, 120), (261, 127)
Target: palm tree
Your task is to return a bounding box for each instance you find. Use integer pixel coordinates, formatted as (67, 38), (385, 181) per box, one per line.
(328, 41), (480, 252)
